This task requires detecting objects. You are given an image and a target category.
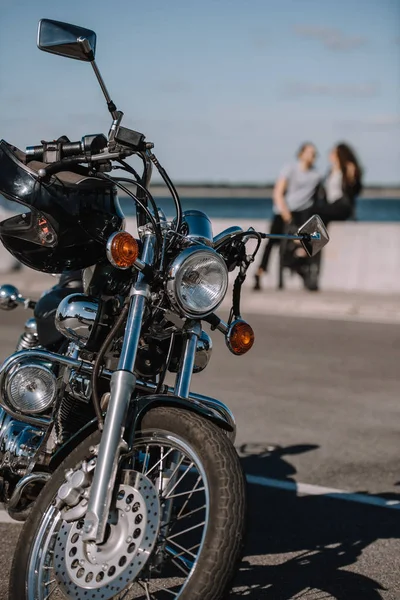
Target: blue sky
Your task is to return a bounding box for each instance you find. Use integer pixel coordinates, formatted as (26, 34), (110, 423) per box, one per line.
(0, 0), (399, 183)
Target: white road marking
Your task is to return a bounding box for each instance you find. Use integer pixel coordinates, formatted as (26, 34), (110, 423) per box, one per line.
(246, 475), (400, 510)
(0, 476), (397, 524)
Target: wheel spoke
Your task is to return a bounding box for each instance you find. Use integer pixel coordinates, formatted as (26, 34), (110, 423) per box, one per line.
(165, 543), (199, 567)
(145, 447), (174, 477)
(142, 444), (150, 474)
(165, 486), (205, 500)
(161, 453), (185, 496)
(145, 580), (179, 597)
(163, 462), (194, 499)
(177, 476), (202, 517)
(171, 557), (190, 576)
(167, 520), (205, 540)
(43, 584), (58, 600)
(165, 537), (198, 559)
(161, 503), (206, 532)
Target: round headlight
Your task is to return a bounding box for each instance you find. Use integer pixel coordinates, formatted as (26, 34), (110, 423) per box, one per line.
(5, 363), (57, 414)
(167, 247), (228, 318)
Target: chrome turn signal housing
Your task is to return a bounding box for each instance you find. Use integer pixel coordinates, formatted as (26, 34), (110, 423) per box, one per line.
(106, 231), (139, 269)
(226, 320), (255, 356)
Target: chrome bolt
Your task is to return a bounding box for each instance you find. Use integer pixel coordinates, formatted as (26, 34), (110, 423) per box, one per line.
(102, 563), (108, 571)
(83, 521), (93, 533)
(125, 506), (131, 512)
(79, 559), (85, 566)
(126, 536), (132, 543)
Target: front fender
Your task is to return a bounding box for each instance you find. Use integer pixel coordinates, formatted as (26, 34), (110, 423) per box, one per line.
(49, 392), (235, 470)
(134, 394), (234, 438)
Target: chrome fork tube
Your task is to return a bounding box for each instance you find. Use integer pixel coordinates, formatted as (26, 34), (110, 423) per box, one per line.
(174, 321), (202, 398)
(157, 321), (202, 560)
(83, 232), (155, 544)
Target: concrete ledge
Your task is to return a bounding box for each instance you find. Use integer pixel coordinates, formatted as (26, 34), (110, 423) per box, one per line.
(0, 218), (399, 323)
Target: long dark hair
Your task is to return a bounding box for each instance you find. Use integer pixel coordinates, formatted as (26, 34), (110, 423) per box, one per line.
(336, 143), (363, 190)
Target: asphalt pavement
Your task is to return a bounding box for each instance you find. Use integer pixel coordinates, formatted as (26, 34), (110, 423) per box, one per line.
(0, 306), (399, 599)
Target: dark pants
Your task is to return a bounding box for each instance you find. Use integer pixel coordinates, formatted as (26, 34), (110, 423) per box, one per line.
(258, 214), (284, 272)
(288, 208), (320, 290)
(315, 198), (352, 226)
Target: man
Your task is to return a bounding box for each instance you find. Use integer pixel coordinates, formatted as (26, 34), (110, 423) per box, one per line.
(254, 142), (320, 291)
(274, 142), (320, 225)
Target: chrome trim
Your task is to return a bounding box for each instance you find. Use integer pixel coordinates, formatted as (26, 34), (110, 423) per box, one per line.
(193, 330), (212, 373)
(166, 245), (228, 319)
(5, 362), (57, 414)
(213, 226), (243, 248)
(106, 231), (130, 270)
(55, 294), (99, 347)
(181, 210), (213, 246)
(0, 284), (24, 311)
(83, 371), (134, 543)
(83, 232), (156, 544)
(8, 472), (50, 510)
(174, 321), (201, 398)
(0, 348), (236, 438)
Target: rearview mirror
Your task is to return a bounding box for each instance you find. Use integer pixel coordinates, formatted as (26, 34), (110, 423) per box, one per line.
(37, 19), (96, 61)
(297, 214), (329, 257)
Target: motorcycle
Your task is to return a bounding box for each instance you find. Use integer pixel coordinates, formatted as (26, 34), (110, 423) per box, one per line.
(0, 19), (329, 600)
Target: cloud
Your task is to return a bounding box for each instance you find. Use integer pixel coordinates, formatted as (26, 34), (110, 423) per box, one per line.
(284, 81), (379, 98)
(294, 25), (368, 51)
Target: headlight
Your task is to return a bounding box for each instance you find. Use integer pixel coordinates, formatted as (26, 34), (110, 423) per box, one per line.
(167, 246), (228, 318)
(5, 362), (57, 414)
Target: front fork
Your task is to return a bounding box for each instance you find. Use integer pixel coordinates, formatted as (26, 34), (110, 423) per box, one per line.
(83, 234), (202, 543)
(156, 321), (202, 559)
(83, 232), (155, 543)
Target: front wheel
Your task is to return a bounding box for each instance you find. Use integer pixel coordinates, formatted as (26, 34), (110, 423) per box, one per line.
(10, 407), (246, 600)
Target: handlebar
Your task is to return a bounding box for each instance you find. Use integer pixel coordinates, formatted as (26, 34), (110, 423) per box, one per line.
(26, 140), (83, 161)
(25, 134), (108, 164)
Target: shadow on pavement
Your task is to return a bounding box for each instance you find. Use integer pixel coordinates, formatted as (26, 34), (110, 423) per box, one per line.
(230, 443), (399, 599)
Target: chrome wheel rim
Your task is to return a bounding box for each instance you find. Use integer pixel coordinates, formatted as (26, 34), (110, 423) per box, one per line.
(26, 430), (210, 599)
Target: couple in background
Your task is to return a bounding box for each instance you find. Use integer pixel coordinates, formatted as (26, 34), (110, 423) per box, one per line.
(254, 141), (363, 291)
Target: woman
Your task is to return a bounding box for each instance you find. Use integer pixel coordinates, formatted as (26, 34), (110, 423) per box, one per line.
(254, 142), (320, 290)
(316, 143), (363, 225)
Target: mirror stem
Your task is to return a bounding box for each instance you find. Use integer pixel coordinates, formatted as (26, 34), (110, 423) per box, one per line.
(90, 60), (118, 118)
(78, 37), (118, 118)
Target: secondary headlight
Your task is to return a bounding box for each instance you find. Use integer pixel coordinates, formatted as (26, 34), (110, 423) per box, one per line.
(167, 246), (228, 318)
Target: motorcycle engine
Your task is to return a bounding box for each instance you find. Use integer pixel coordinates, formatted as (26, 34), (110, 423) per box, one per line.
(0, 408), (45, 476)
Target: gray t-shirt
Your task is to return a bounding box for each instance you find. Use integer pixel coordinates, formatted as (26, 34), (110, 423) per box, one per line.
(280, 162), (320, 212)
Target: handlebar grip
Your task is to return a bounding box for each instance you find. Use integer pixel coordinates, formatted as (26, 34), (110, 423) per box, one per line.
(26, 140), (83, 162)
(61, 141), (83, 157)
(25, 145), (45, 160)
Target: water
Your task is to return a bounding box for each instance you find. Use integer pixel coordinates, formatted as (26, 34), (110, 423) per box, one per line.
(1, 194), (400, 222)
(120, 196), (400, 222)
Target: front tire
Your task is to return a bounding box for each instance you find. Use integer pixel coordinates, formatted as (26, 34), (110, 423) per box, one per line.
(10, 407), (246, 600)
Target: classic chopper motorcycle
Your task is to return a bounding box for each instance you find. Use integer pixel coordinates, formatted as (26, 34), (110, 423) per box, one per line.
(0, 19), (329, 600)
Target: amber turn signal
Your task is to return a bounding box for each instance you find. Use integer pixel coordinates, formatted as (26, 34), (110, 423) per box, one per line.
(226, 319), (255, 356)
(106, 231), (139, 269)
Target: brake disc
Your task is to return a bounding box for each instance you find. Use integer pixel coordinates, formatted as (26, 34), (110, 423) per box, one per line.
(54, 471), (160, 600)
